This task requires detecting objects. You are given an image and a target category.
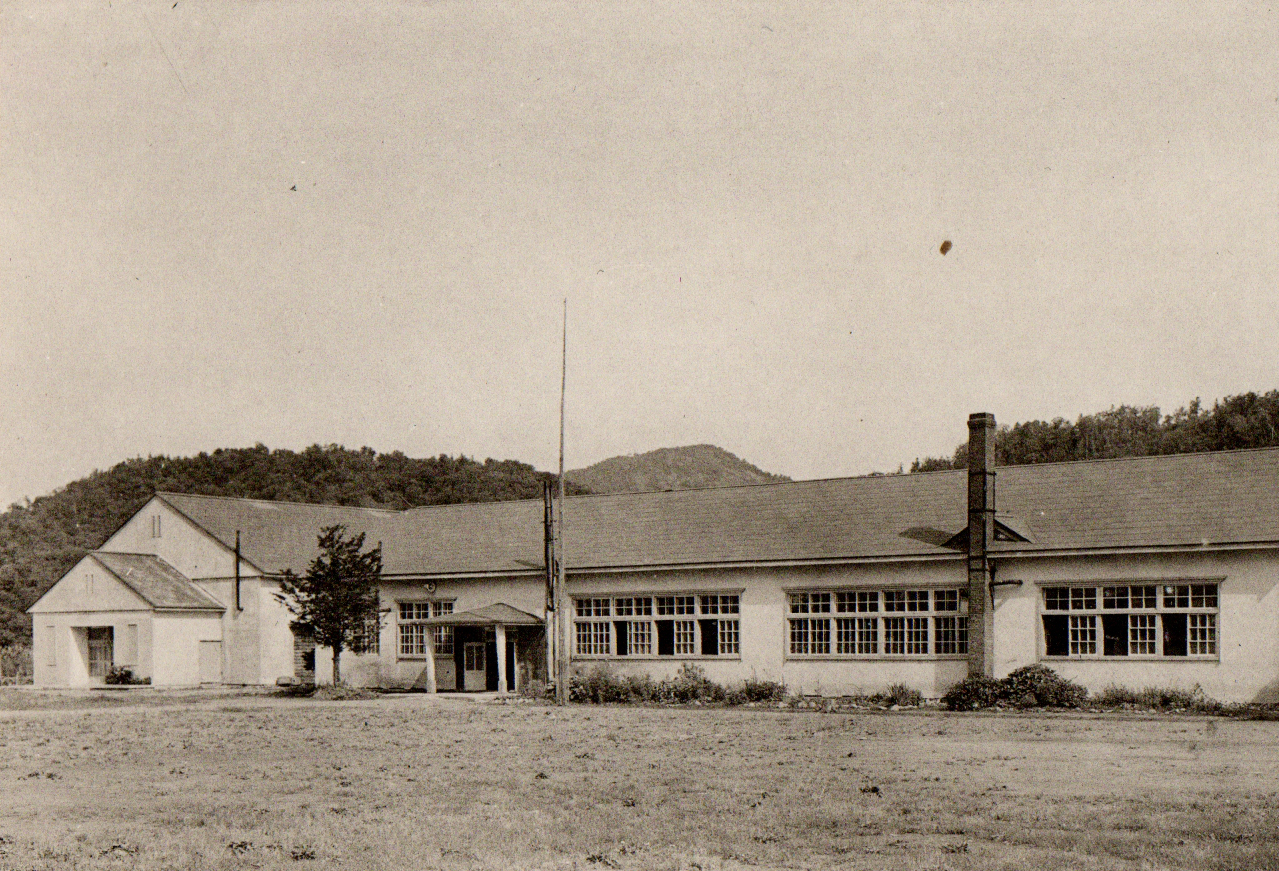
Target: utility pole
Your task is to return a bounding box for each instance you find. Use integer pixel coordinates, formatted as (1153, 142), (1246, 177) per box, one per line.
(543, 479), (556, 693)
(554, 299), (570, 705)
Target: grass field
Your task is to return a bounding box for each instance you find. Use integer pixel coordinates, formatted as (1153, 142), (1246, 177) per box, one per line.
(1, 690), (1277, 871)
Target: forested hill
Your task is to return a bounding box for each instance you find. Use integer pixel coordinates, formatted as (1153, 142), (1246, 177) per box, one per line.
(910, 391), (1279, 472)
(0, 445), (587, 646)
(566, 445), (790, 494)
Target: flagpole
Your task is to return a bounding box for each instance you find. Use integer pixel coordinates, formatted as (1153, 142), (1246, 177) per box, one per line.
(555, 298), (570, 705)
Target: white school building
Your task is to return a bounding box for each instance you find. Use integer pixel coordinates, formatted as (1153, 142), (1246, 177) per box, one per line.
(28, 415), (1279, 703)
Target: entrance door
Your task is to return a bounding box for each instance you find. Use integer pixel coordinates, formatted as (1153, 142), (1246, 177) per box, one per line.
(198, 640), (223, 684)
(463, 641), (486, 691)
(87, 627), (113, 683)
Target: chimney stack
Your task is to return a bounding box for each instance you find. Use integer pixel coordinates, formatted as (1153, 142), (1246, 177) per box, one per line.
(966, 412), (996, 678)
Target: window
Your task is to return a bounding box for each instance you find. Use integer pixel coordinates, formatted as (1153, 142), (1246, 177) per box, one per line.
(150, 515), (162, 538)
(45, 626), (56, 668)
(934, 615), (968, 654)
(351, 611), (382, 654)
(1041, 583), (1219, 659)
(85, 573), (94, 595)
(573, 593), (741, 657)
(397, 601), (454, 657)
(788, 589), (967, 657)
(576, 620), (611, 655)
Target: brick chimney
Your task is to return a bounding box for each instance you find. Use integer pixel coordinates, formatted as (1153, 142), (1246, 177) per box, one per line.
(966, 412), (996, 678)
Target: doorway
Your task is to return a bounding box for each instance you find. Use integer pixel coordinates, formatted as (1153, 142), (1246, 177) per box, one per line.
(462, 641), (486, 691)
(199, 640), (223, 684)
(87, 627), (113, 683)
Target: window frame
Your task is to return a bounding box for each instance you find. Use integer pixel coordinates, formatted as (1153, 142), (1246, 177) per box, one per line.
(396, 600), (456, 659)
(785, 587), (969, 660)
(1038, 581), (1221, 661)
(571, 591), (743, 660)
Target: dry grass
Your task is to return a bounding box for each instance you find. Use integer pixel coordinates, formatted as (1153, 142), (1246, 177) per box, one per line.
(1, 691), (1277, 870)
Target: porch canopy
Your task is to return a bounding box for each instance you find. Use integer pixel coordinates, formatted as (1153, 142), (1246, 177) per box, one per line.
(421, 603), (543, 627)
(419, 603), (544, 693)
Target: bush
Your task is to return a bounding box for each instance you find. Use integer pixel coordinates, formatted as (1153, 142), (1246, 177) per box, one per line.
(941, 666), (1086, 711)
(570, 665), (786, 706)
(730, 678), (789, 704)
(658, 664), (725, 704)
(104, 666), (149, 686)
(0, 644), (33, 685)
(1094, 683), (1226, 713)
(1001, 665), (1087, 708)
(873, 683), (923, 707)
(941, 675), (1004, 711)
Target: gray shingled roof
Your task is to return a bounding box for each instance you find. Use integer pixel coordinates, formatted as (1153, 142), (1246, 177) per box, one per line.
(91, 552), (226, 611)
(159, 494), (404, 574)
(156, 447), (1279, 577)
(425, 603), (545, 626)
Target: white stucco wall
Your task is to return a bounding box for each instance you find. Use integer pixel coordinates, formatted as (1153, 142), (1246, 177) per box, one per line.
(150, 612), (225, 686)
(568, 560), (972, 697)
(31, 612), (155, 687)
(29, 556), (156, 687)
(193, 576), (295, 685)
(99, 497), (241, 580)
(993, 548), (1279, 703)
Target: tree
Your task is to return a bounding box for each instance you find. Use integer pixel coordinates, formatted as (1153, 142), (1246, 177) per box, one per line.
(276, 525), (383, 686)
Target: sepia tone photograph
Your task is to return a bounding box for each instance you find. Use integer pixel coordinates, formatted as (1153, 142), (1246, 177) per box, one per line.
(2, 2), (1278, 869)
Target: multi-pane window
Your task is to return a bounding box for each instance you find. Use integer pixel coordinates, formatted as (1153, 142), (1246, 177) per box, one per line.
(576, 620), (611, 656)
(1041, 583), (1219, 658)
(351, 611), (382, 654)
(788, 589), (968, 657)
(397, 601), (454, 657)
(573, 593), (741, 657)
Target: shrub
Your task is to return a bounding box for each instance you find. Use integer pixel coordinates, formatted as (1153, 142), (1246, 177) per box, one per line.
(1095, 684), (1226, 714)
(1093, 684), (1137, 707)
(570, 665), (783, 706)
(658, 664), (725, 704)
(941, 666), (1086, 711)
(1000, 665), (1087, 708)
(0, 644), (33, 685)
(104, 666), (149, 686)
(873, 683), (923, 707)
(734, 678), (788, 704)
(941, 675), (1004, 711)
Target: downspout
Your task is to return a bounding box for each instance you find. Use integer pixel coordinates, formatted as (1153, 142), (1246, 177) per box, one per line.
(234, 531), (242, 612)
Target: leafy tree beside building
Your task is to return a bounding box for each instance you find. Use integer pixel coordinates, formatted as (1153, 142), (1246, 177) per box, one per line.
(275, 525), (384, 686)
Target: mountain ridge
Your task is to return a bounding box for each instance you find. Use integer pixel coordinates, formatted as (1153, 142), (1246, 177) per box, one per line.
(566, 444), (790, 495)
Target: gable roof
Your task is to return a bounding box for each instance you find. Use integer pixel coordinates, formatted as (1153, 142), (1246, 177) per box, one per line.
(151, 447), (1279, 577)
(90, 552), (225, 611)
(425, 603), (544, 626)
(157, 493), (403, 576)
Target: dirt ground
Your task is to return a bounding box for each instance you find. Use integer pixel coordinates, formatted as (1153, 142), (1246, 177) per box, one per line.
(0, 690), (1276, 871)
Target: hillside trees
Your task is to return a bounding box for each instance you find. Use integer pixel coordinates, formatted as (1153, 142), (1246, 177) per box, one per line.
(0, 445), (585, 646)
(910, 391), (1279, 472)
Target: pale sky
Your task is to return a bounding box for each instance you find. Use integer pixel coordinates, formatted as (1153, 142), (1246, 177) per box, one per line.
(2, 1), (1277, 507)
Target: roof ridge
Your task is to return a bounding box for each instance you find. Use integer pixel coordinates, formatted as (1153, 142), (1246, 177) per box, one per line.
(156, 491), (403, 515)
(556, 470), (964, 501)
(401, 497), (541, 513)
(996, 445), (1279, 472)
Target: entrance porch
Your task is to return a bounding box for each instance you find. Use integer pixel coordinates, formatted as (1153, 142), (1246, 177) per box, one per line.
(421, 603), (546, 694)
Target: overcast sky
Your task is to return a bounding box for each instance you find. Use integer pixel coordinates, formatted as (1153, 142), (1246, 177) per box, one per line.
(2, 1), (1277, 507)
